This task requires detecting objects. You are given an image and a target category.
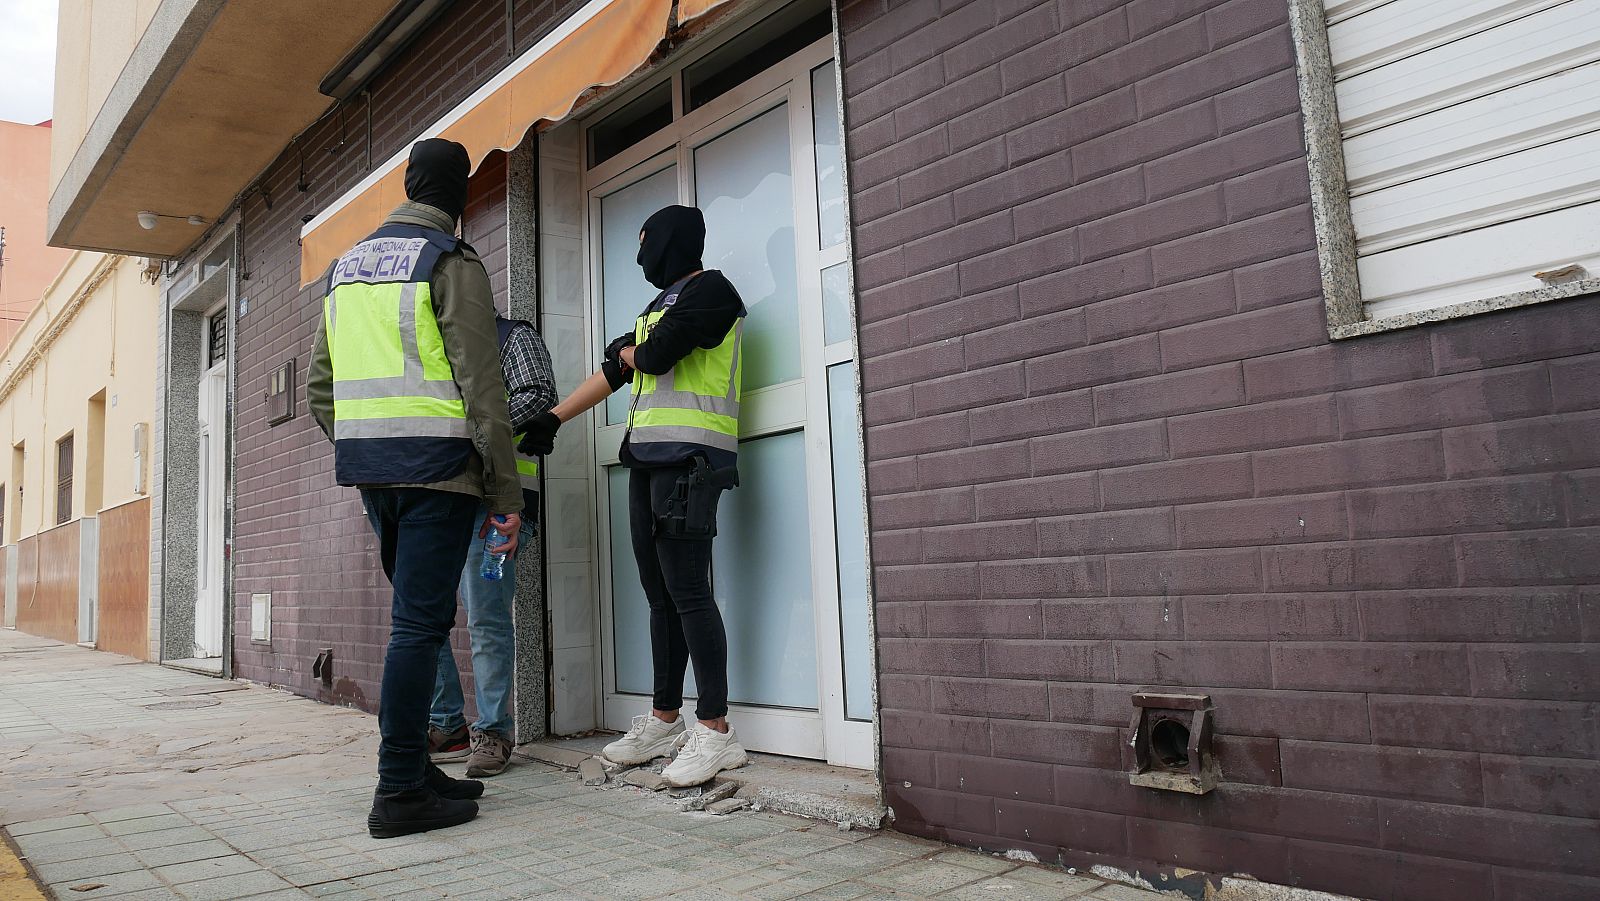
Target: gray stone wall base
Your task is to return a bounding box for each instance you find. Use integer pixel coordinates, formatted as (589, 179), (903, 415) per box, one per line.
(4, 544), (16, 628)
(78, 518), (99, 644)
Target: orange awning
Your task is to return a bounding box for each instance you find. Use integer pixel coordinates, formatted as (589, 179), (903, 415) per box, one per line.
(679, 0), (739, 21)
(301, 0), (673, 287)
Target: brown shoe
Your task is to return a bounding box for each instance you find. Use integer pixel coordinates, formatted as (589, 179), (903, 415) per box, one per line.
(465, 730), (512, 777)
(428, 724), (470, 762)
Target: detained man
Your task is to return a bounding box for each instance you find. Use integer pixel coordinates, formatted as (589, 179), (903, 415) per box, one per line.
(427, 313), (556, 777)
(520, 205), (749, 786)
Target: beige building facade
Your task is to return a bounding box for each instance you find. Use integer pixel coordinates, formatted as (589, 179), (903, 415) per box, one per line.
(0, 251), (159, 660)
(44, 0), (239, 672)
(48, 0), (162, 193)
(5, 0), (167, 662)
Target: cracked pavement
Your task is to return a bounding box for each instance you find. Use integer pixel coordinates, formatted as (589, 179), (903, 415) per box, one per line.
(0, 630), (1166, 900)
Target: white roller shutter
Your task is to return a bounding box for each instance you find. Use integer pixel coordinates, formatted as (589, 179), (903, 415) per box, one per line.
(1323, 0), (1600, 320)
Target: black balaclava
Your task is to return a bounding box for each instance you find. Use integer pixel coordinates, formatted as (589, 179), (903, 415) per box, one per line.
(637, 205), (706, 290)
(404, 138), (471, 224)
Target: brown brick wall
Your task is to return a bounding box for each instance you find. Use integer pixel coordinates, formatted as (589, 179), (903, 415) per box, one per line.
(97, 497), (152, 660)
(230, 0), (581, 709)
(14, 525), (79, 644)
(838, 0), (1599, 898)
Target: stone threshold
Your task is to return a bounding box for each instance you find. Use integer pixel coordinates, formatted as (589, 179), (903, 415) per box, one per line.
(514, 732), (886, 830)
(161, 656), (223, 677)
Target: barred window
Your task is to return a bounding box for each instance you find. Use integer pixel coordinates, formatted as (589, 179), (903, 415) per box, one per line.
(208, 310), (227, 367)
(56, 434), (73, 525)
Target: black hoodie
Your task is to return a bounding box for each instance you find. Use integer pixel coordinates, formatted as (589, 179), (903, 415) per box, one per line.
(628, 205), (744, 378)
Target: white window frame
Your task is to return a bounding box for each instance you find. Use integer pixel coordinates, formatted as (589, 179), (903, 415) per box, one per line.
(1286, 0), (1600, 340)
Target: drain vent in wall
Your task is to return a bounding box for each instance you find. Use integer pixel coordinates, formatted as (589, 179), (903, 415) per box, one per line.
(1128, 690), (1220, 795)
(313, 648), (335, 686)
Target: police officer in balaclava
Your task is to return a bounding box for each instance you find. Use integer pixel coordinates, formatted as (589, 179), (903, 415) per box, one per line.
(521, 205), (750, 785)
(308, 137), (523, 838)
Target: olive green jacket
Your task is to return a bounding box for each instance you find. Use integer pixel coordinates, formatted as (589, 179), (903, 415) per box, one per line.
(307, 202), (523, 515)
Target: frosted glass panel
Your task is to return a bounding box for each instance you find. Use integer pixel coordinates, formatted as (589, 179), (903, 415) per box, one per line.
(696, 105), (800, 390)
(614, 435), (817, 709)
(715, 432), (818, 709)
(811, 63), (846, 250)
(600, 165), (679, 425)
(827, 364), (871, 720)
(608, 467), (655, 696)
(821, 263), (851, 347)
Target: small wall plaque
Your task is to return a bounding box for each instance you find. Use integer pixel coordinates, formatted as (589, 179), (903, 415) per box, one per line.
(250, 593), (271, 642)
(266, 359), (296, 425)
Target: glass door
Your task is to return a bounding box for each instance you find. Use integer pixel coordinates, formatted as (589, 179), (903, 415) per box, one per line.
(584, 33), (872, 766)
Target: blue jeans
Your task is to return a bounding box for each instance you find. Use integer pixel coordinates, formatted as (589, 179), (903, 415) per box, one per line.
(360, 487), (481, 793)
(430, 504), (531, 737)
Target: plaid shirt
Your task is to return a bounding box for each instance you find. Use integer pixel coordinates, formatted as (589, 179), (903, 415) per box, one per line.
(500, 319), (558, 435)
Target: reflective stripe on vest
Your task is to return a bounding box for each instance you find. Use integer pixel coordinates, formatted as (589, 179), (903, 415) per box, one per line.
(512, 432), (539, 489)
(627, 309), (743, 454)
(325, 255), (468, 442)
(497, 317), (542, 489)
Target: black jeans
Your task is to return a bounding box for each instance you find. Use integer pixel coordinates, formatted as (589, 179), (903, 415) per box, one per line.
(360, 487), (481, 793)
(628, 465), (728, 721)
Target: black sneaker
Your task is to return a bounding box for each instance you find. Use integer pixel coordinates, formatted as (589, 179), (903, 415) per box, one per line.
(367, 788), (477, 839)
(426, 762), (484, 800)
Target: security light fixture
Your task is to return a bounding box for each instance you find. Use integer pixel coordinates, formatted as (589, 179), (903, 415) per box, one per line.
(137, 211), (205, 230)
(319, 0), (456, 101)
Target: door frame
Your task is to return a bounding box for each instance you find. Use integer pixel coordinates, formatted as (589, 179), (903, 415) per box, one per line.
(579, 32), (873, 767)
(156, 219), (238, 672)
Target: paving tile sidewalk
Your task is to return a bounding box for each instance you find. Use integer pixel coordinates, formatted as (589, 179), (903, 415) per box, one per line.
(0, 630), (1166, 900)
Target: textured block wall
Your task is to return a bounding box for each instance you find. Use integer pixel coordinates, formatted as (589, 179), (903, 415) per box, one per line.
(230, 0), (583, 708)
(836, 1), (1599, 898)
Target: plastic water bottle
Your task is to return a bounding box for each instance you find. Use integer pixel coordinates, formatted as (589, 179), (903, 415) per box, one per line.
(480, 516), (510, 581)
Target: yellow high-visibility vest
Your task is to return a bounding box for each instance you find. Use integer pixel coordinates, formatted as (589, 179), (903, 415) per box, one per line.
(324, 224), (473, 484)
(627, 288), (744, 458)
(513, 435), (539, 487)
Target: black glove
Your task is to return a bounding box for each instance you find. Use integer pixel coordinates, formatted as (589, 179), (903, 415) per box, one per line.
(604, 332), (636, 369)
(518, 412), (560, 457)
(601, 357), (629, 391)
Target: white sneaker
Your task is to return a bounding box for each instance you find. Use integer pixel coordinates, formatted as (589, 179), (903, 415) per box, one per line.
(602, 713), (685, 765)
(662, 722), (748, 787)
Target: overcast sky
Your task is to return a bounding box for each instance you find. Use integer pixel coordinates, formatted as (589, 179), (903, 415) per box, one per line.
(0, 0), (57, 125)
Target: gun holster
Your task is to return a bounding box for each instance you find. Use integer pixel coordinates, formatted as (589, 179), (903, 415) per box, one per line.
(657, 458), (738, 539)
